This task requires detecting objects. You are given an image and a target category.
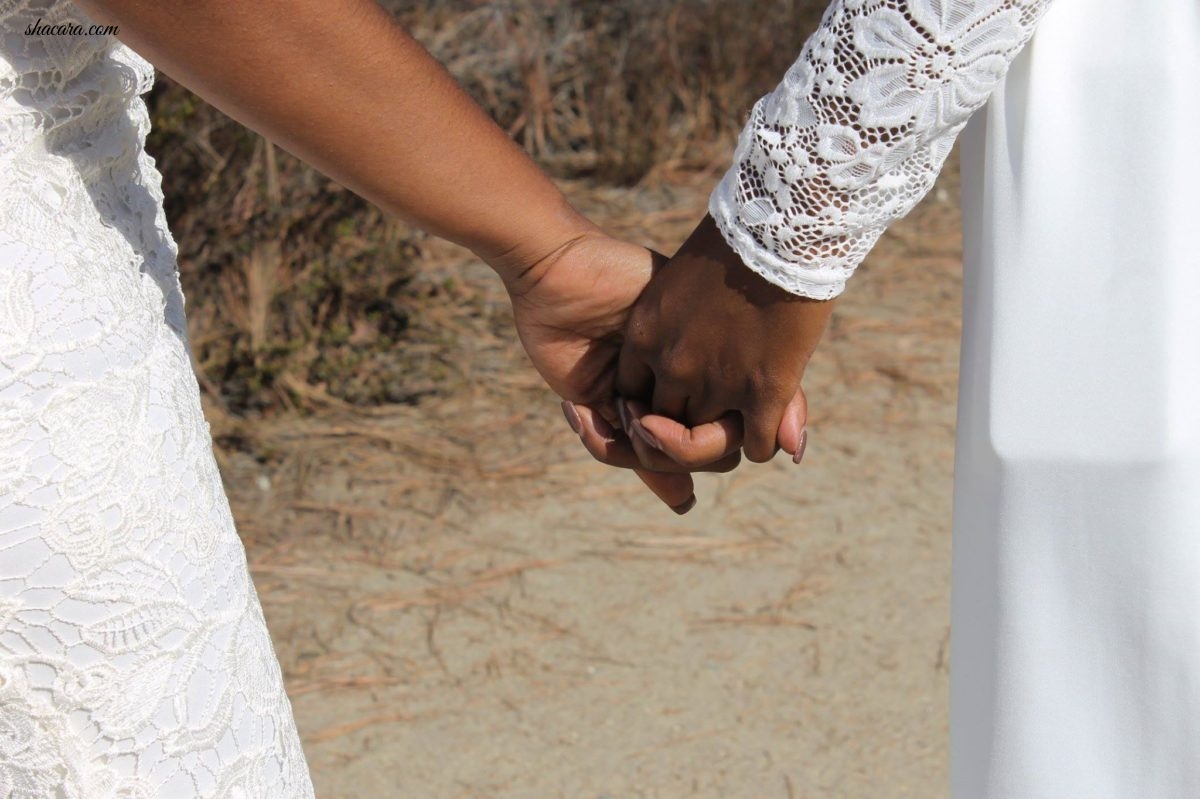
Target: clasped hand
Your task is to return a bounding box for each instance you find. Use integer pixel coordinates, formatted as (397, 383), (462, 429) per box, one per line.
(506, 213), (836, 514)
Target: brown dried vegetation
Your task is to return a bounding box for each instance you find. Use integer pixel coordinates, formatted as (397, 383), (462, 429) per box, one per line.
(145, 0), (825, 421)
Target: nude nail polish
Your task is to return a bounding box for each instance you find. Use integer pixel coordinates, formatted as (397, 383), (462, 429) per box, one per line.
(616, 397), (631, 436)
(793, 428), (808, 464)
(631, 419), (661, 451)
(672, 494), (697, 515)
(561, 400), (582, 435)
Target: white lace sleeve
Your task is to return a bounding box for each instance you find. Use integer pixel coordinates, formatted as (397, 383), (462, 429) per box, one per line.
(709, 0), (1054, 299)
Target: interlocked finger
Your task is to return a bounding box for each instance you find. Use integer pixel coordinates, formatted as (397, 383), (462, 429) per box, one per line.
(576, 401), (741, 475)
(622, 397), (745, 469)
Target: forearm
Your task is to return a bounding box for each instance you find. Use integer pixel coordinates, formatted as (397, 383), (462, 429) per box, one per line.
(74, 0), (593, 285)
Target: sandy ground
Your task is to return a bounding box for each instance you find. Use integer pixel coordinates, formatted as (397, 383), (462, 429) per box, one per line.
(210, 153), (965, 798)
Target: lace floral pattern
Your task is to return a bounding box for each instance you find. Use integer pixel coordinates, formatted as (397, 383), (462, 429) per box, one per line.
(0, 2), (314, 796)
(709, 0), (1054, 299)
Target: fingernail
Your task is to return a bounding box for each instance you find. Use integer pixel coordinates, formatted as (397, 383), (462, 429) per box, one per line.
(616, 397), (631, 436)
(592, 411), (617, 441)
(561, 401), (582, 435)
(631, 418), (661, 451)
(792, 427), (808, 464)
(671, 494), (697, 515)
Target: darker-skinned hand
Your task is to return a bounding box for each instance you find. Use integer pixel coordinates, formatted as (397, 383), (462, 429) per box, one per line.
(608, 213), (836, 466)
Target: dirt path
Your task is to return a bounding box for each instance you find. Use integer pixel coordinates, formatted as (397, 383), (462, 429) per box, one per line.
(214, 157), (964, 798)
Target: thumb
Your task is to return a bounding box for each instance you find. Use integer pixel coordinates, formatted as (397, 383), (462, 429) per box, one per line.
(776, 386), (808, 461)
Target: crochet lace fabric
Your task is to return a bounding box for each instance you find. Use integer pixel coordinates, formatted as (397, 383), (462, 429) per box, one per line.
(709, 0), (1053, 299)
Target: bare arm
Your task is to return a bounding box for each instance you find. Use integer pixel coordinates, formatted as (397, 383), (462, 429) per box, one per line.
(71, 0), (722, 512)
(74, 0), (594, 288)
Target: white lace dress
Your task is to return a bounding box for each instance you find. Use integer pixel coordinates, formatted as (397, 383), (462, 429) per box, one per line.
(710, 0), (1200, 795)
(0, 2), (314, 796)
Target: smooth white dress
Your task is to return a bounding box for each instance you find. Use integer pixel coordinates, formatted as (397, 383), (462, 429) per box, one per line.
(953, 1), (1200, 796)
(0, 1), (315, 796)
(708, 0), (1200, 795)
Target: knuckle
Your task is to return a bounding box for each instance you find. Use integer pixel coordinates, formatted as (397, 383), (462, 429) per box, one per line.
(745, 368), (788, 401)
(660, 341), (703, 382)
(626, 308), (659, 355)
(710, 452), (742, 473)
(743, 442), (775, 464)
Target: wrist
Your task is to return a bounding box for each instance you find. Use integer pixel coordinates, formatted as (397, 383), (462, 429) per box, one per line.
(690, 214), (808, 306)
(474, 194), (601, 295)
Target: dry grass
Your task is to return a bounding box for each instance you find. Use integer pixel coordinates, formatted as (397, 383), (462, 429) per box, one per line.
(389, 0), (823, 181)
(145, 0), (827, 433)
